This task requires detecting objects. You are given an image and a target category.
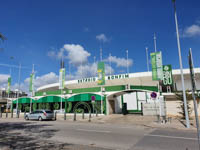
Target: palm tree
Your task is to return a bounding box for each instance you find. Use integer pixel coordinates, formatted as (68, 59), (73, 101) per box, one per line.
(0, 32), (7, 42)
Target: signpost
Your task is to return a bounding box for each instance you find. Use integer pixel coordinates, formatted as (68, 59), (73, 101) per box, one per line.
(151, 92), (159, 121)
(91, 96), (96, 115)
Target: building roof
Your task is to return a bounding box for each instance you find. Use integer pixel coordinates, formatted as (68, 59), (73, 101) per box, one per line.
(37, 68), (200, 92)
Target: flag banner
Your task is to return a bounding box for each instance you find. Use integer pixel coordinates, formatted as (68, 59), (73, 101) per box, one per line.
(151, 51), (163, 80)
(97, 62), (105, 85)
(7, 77), (11, 94)
(59, 68), (65, 89)
(29, 73), (35, 92)
(162, 65), (173, 86)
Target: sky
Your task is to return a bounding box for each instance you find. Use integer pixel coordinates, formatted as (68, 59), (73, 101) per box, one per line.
(0, 0), (200, 93)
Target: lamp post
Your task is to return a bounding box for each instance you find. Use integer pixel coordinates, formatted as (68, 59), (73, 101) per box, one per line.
(145, 47), (149, 72)
(126, 50), (129, 74)
(172, 0), (190, 128)
(109, 53), (111, 75)
(16, 63), (21, 117)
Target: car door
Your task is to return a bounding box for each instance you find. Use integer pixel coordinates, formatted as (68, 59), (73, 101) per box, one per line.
(29, 112), (35, 119)
(33, 111), (39, 119)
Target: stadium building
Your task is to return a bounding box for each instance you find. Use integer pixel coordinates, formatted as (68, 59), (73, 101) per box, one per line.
(11, 68), (200, 117)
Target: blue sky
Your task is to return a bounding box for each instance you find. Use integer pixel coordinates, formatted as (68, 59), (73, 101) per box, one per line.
(0, 0), (200, 92)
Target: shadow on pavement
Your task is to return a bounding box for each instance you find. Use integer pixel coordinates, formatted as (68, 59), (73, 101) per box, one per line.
(0, 122), (72, 149)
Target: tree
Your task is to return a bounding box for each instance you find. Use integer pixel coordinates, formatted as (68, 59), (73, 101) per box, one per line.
(45, 103), (50, 110)
(176, 91), (192, 119)
(33, 103), (37, 111)
(53, 103), (59, 110)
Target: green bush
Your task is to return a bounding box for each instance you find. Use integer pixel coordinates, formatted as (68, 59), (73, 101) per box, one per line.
(18, 104), (22, 111)
(33, 103), (37, 111)
(25, 106), (30, 112)
(53, 103), (59, 110)
(45, 103), (50, 110)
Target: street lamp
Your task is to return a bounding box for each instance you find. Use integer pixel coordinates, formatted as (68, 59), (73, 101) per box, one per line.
(172, 0), (190, 128)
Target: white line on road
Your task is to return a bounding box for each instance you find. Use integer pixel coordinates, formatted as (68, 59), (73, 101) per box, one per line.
(76, 129), (111, 133)
(145, 134), (197, 141)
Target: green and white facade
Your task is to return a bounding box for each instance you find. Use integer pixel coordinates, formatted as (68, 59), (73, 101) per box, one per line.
(11, 68), (200, 116)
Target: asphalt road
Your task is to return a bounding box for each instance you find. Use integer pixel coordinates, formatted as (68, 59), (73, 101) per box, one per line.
(0, 118), (198, 150)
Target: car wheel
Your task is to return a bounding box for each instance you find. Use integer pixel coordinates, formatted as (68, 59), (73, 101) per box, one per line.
(38, 116), (43, 121)
(25, 116), (29, 120)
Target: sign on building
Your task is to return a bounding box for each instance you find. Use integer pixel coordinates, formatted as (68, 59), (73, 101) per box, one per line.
(29, 73), (35, 92)
(150, 51), (163, 80)
(59, 68), (65, 89)
(7, 77), (11, 94)
(97, 62), (105, 85)
(162, 65), (173, 86)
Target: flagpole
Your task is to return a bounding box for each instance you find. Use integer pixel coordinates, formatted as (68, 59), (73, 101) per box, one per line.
(30, 64), (34, 113)
(16, 63), (21, 117)
(154, 33), (157, 52)
(172, 0), (190, 128)
(7, 69), (11, 113)
(146, 47), (149, 72)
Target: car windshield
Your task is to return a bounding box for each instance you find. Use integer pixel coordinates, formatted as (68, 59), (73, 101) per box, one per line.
(45, 111), (53, 113)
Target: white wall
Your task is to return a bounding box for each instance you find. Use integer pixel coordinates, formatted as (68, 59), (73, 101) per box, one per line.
(123, 93), (137, 110)
(115, 96), (122, 113)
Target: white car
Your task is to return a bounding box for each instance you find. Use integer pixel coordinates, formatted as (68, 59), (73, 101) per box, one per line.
(25, 110), (54, 121)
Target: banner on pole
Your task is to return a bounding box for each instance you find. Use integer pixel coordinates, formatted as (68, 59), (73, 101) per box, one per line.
(59, 68), (65, 89)
(7, 77), (11, 94)
(29, 73), (35, 92)
(162, 65), (173, 86)
(151, 51), (163, 80)
(97, 62), (105, 85)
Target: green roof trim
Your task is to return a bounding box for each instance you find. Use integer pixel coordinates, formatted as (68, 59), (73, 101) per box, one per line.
(68, 93), (102, 102)
(35, 85), (158, 96)
(13, 97), (35, 104)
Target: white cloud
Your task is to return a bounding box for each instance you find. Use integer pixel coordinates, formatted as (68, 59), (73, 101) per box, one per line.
(11, 72), (59, 94)
(63, 44), (91, 66)
(47, 44), (91, 67)
(105, 55), (133, 68)
(182, 20), (200, 37)
(96, 33), (109, 42)
(73, 62), (114, 79)
(0, 74), (9, 85)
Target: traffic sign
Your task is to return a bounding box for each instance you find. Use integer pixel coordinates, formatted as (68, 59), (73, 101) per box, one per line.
(151, 92), (157, 99)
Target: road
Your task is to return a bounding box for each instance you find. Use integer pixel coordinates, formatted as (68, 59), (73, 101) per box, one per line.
(0, 118), (198, 150)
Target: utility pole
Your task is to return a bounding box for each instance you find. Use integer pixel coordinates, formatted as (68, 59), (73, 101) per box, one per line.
(172, 0), (190, 128)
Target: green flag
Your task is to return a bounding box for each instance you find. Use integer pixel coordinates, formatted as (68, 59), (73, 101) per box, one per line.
(163, 65), (173, 86)
(29, 73), (34, 92)
(97, 62), (105, 85)
(59, 68), (65, 89)
(151, 51), (163, 80)
(7, 77), (11, 94)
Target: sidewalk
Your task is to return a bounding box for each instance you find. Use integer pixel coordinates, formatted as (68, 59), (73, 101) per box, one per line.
(56, 114), (197, 130)
(0, 113), (197, 130)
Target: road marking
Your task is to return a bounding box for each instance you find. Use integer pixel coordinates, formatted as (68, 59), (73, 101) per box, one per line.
(145, 134), (197, 141)
(76, 129), (111, 133)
